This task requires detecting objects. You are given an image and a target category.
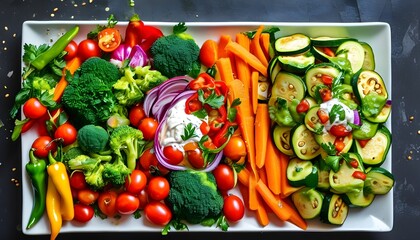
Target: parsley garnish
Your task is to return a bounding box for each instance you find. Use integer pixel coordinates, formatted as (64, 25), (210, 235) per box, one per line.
(227, 98), (241, 122)
(181, 123), (198, 141)
(173, 22), (188, 35)
(321, 142), (337, 156)
(197, 89), (225, 109)
(329, 104), (345, 124)
(87, 14), (118, 39)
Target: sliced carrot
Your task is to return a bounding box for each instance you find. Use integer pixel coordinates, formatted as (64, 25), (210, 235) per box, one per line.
(225, 41), (267, 77)
(251, 71), (259, 115)
(255, 179), (291, 222)
(199, 39), (218, 68)
(255, 193), (270, 227)
(235, 33), (251, 92)
(218, 35), (232, 58)
(264, 133), (281, 195)
(53, 56), (81, 102)
(255, 103), (269, 168)
(215, 57), (235, 85)
(258, 166), (268, 185)
(279, 151), (302, 198)
(260, 32), (271, 60)
(248, 174), (258, 211)
(237, 167), (250, 187)
(273, 193), (308, 230)
(250, 25), (268, 68)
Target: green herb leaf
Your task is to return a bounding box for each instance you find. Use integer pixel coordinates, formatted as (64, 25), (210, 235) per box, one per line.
(173, 22), (187, 35)
(192, 108), (208, 119)
(181, 123), (198, 141)
(329, 104), (345, 124)
(227, 98), (241, 122)
(216, 215), (229, 231)
(197, 89), (225, 109)
(321, 142), (337, 156)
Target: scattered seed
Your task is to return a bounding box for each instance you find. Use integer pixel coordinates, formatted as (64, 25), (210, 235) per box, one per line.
(407, 155), (412, 160)
(409, 116), (414, 121)
(4, 26), (8, 31)
(53, 7), (58, 12)
(105, 7), (110, 12)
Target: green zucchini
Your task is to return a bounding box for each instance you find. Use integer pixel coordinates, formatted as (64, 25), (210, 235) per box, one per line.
(268, 56), (281, 83)
(291, 187), (324, 219)
(277, 52), (315, 74)
(364, 167), (395, 195)
(305, 63), (341, 98)
(311, 46), (331, 62)
(352, 70), (388, 101)
(320, 193), (349, 225)
(329, 152), (365, 194)
(352, 118), (379, 140)
(287, 157), (318, 188)
(315, 131), (353, 154)
(336, 41), (365, 74)
(272, 125), (294, 156)
(275, 33), (311, 56)
(315, 157), (331, 190)
(304, 106), (324, 134)
(343, 188), (375, 208)
(353, 125), (391, 167)
(365, 101), (391, 123)
(291, 124), (321, 160)
(360, 42), (376, 71)
(311, 36), (357, 47)
(269, 71), (307, 106)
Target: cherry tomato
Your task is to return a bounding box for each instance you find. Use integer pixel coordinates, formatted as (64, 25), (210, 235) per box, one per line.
(212, 163), (236, 191)
(54, 122), (77, 146)
(125, 169), (147, 195)
(98, 28), (122, 52)
(31, 136), (56, 158)
(223, 194), (245, 222)
(162, 145), (184, 165)
(77, 39), (101, 61)
(70, 171), (87, 190)
(317, 109), (329, 124)
(139, 148), (170, 177)
(147, 176), (170, 201)
(144, 201), (172, 226)
(186, 148), (205, 169)
(23, 98), (47, 119)
(223, 136), (246, 161)
(77, 189), (99, 205)
(329, 124), (351, 137)
(138, 117), (158, 141)
(129, 104), (146, 127)
(74, 203), (94, 223)
(296, 99), (310, 114)
(116, 192), (140, 215)
(97, 189), (118, 218)
(138, 189), (149, 210)
(64, 40), (78, 61)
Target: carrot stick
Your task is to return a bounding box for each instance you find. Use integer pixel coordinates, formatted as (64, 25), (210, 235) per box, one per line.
(199, 39), (218, 68)
(273, 194), (308, 230)
(237, 167), (250, 187)
(225, 41), (268, 77)
(215, 57), (235, 85)
(255, 103), (269, 168)
(235, 33), (251, 92)
(279, 151), (302, 198)
(260, 32), (271, 60)
(248, 174), (258, 211)
(251, 71), (259, 115)
(255, 193), (270, 227)
(53, 57), (81, 102)
(250, 25), (269, 68)
(264, 133), (281, 195)
(255, 179), (291, 222)
(258, 166), (268, 185)
(218, 35), (232, 58)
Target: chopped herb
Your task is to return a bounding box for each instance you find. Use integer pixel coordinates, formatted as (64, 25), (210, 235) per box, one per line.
(321, 142), (337, 156)
(181, 123), (198, 141)
(197, 89), (225, 109)
(173, 22), (187, 35)
(192, 108), (208, 119)
(329, 104), (345, 124)
(87, 14), (118, 39)
(227, 98), (241, 122)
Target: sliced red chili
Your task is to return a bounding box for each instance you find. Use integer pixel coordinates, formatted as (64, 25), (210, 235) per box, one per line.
(323, 47), (335, 57)
(321, 74), (334, 85)
(352, 171), (366, 180)
(212, 123), (232, 147)
(358, 139), (370, 148)
(319, 88), (332, 102)
(185, 92), (200, 114)
(349, 159), (359, 168)
(317, 109), (329, 124)
(334, 137), (345, 153)
(296, 99), (310, 113)
(188, 73), (216, 90)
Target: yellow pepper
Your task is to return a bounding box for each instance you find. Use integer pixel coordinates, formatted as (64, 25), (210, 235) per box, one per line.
(46, 176), (62, 240)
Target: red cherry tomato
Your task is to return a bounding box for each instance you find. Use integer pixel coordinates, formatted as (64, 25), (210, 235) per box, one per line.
(212, 163), (235, 191)
(97, 28), (122, 52)
(64, 40), (78, 61)
(77, 39), (101, 61)
(31, 136), (56, 158)
(222, 136), (246, 161)
(138, 189), (149, 210)
(69, 171), (87, 190)
(97, 189), (118, 218)
(144, 201), (172, 226)
(129, 104), (146, 127)
(296, 99), (310, 114)
(116, 192), (140, 215)
(23, 98), (47, 119)
(138, 117), (158, 141)
(223, 194), (245, 222)
(329, 124), (351, 137)
(147, 176), (170, 201)
(74, 203), (94, 223)
(77, 189), (99, 205)
(139, 148), (170, 178)
(186, 148), (205, 169)
(125, 169), (147, 195)
(54, 122), (77, 146)
(162, 145), (184, 165)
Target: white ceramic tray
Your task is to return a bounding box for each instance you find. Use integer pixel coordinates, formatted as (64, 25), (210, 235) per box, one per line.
(21, 21), (392, 235)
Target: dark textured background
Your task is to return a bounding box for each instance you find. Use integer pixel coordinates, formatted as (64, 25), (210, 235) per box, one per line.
(1, 0), (419, 239)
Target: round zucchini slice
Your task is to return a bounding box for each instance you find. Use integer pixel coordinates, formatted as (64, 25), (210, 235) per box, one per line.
(352, 70), (388, 100)
(365, 100), (391, 123)
(291, 187), (324, 219)
(360, 42), (375, 71)
(329, 153), (365, 194)
(314, 157), (331, 190)
(272, 125), (294, 156)
(311, 46), (331, 62)
(314, 131), (353, 154)
(277, 52), (315, 74)
(344, 188), (375, 208)
(268, 56), (281, 83)
(287, 157), (318, 188)
(305, 63), (341, 98)
(311, 36), (357, 47)
(304, 106), (324, 134)
(275, 33), (311, 56)
(291, 124), (321, 160)
(336, 41), (365, 74)
(364, 167), (395, 195)
(269, 71), (306, 106)
(354, 125), (391, 167)
(320, 193), (349, 225)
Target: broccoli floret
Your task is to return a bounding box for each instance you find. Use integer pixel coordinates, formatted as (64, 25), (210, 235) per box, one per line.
(109, 125), (145, 170)
(102, 155), (132, 187)
(113, 68), (144, 106)
(62, 146), (85, 164)
(67, 154), (102, 172)
(166, 170), (224, 224)
(84, 164), (107, 190)
(77, 124), (110, 153)
(61, 58), (120, 128)
(269, 97), (297, 127)
(134, 66), (167, 92)
(150, 23), (200, 78)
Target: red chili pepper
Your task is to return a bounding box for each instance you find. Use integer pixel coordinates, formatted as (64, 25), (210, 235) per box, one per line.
(125, 14), (144, 48)
(138, 25), (163, 55)
(184, 92), (201, 114)
(188, 73), (216, 90)
(334, 137), (345, 153)
(352, 171), (366, 180)
(209, 119), (224, 133)
(296, 99), (310, 114)
(321, 74), (334, 85)
(212, 122), (234, 147)
(358, 139), (370, 148)
(215, 81), (228, 100)
(317, 109), (329, 124)
(349, 159), (359, 168)
(319, 88), (332, 102)
(323, 47), (335, 57)
(21, 118), (36, 133)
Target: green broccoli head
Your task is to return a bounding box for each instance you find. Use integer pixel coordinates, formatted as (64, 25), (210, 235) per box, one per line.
(150, 34), (200, 78)
(67, 154), (101, 172)
(109, 125), (144, 170)
(62, 146), (85, 164)
(77, 125), (110, 153)
(134, 65), (167, 92)
(166, 170), (224, 224)
(79, 57), (120, 88)
(84, 163), (107, 190)
(102, 155), (132, 187)
(112, 68), (144, 106)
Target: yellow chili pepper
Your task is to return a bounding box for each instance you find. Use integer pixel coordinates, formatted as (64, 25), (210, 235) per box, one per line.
(46, 176), (62, 240)
(47, 151), (74, 221)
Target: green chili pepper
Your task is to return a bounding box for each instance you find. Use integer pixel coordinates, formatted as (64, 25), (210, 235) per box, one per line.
(26, 149), (48, 229)
(31, 25), (80, 70)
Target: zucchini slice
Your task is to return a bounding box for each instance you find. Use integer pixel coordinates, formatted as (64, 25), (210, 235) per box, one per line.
(365, 101), (391, 123)
(305, 63), (341, 98)
(329, 152), (365, 194)
(320, 193), (349, 225)
(354, 125), (391, 167)
(352, 70), (388, 100)
(291, 187), (324, 219)
(272, 125), (294, 156)
(343, 188), (375, 208)
(311, 36), (357, 47)
(287, 157), (319, 188)
(291, 124), (321, 160)
(364, 167), (395, 195)
(315, 157), (331, 190)
(304, 106), (324, 134)
(275, 33), (311, 56)
(269, 71), (306, 106)
(315, 131), (353, 155)
(311, 46), (332, 62)
(352, 118), (379, 140)
(336, 41), (365, 74)
(360, 42), (376, 71)
(268, 56), (281, 83)
(277, 52), (315, 74)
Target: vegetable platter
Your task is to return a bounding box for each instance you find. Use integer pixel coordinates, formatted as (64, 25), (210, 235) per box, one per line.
(18, 20), (393, 236)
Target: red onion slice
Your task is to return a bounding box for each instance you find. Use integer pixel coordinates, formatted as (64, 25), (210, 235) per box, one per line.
(353, 110), (361, 126)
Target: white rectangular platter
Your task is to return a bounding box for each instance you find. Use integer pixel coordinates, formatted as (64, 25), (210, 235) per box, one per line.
(21, 21), (392, 235)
